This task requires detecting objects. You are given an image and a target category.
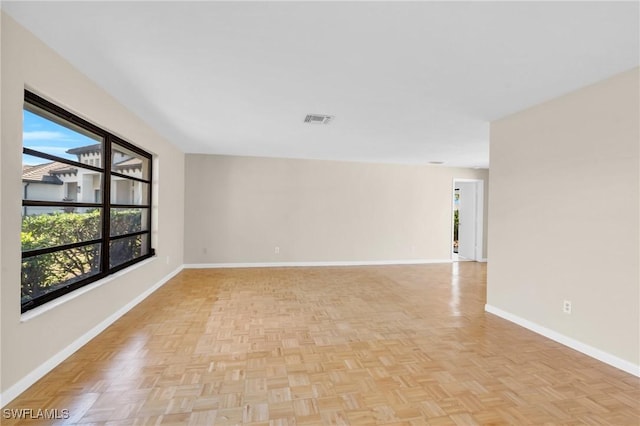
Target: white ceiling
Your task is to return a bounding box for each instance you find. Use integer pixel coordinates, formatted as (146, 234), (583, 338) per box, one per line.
(3, 1), (639, 168)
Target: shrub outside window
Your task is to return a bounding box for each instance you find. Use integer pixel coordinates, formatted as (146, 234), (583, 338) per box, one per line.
(21, 90), (154, 313)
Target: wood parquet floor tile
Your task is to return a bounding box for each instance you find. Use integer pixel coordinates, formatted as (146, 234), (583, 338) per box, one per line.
(2, 263), (639, 425)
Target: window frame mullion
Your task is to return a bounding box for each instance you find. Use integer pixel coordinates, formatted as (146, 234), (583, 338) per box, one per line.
(102, 135), (112, 274)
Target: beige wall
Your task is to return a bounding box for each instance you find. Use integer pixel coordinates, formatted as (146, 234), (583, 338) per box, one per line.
(184, 154), (488, 264)
(1, 13), (185, 399)
(0, 11), (4, 405)
(487, 68), (639, 367)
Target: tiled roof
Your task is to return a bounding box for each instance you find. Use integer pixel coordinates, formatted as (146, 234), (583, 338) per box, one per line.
(114, 157), (142, 170)
(22, 162), (76, 184)
(51, 167), (79, 175)
(66, 143), (102, 155)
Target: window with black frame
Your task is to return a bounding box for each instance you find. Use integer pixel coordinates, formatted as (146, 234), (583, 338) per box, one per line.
(21, 91), (154, 313)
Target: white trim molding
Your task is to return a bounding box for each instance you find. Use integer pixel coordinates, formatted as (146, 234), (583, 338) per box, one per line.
(0, 265), (184, 407)
(485, 304), (640, 378)
(184, 259), (453, 269)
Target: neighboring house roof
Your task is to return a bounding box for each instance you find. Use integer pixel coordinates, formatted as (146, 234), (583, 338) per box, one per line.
(114, 157), (142, 172)
(51, 167), (79, 176)
(66, 143), (101, 155)
(22, 162), (76, 184)
(25, 143), (140, 184)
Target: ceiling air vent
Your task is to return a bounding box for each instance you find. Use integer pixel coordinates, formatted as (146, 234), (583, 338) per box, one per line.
(304, 114), (333, 124)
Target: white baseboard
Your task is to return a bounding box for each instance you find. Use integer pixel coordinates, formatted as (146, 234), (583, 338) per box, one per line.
(478, 258), (488, 263)
(183, 259), (453, 269)
(485, 304), (640, 377)
(0, 265), (184, 407)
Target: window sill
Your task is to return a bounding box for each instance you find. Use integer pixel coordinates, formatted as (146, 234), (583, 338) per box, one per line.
(21, 256), (157, 322)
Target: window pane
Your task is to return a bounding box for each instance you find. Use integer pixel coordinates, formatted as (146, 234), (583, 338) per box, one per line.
(110, 177), (149, 205)
(112, 143), (150, 180)
(22, 208), (102, 251)
(22, 164), (103, 203)
(23, 105), (103, 163)
(110, 234), (149, 268)
(21, 243), (101, 305)
(110, 208), (149, 237)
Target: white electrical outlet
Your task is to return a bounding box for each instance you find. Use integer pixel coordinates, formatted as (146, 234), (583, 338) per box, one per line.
(275, 246), (280, 254)
(563, 300), (572, 314)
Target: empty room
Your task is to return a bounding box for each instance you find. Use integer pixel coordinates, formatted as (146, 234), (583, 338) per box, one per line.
(1, 1), (638, 425)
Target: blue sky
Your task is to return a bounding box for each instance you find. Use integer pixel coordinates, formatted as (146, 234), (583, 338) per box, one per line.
(23, 109), (99, 165)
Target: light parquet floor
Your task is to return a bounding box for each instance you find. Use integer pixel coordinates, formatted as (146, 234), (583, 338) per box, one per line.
(3, 263), (639, 425)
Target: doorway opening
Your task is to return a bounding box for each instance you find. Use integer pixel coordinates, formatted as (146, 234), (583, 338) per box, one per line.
(451, 179), (484, 262)
(453, 187), (460, 256)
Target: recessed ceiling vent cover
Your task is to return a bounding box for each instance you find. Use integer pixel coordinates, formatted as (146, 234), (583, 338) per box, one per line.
(304, 114), (333, 124)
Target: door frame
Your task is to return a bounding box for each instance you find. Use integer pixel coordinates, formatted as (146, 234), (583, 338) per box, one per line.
(451, 178), (484, 261)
